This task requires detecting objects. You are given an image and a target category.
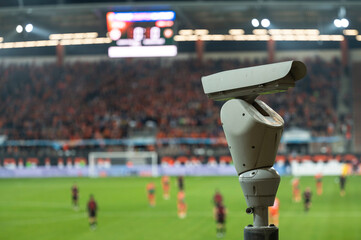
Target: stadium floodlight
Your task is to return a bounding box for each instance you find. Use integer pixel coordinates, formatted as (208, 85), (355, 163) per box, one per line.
(251, 18), (260, 27)
(16, 25), (23, 33)
(334, 18), (349, 28)
(341, 18), (349, 28)
(334, 19), (342, 28)
(334, 7), (349, 28)
(25, 24), (33, 33)
(201, 61), (307, 240)
(261, 18), (270, 28)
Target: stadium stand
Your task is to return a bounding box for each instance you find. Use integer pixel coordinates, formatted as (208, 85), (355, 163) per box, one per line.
(0, 57), (351, 141)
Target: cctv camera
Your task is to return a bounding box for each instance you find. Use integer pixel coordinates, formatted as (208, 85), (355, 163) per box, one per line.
(201, 60), (307, 236)
(201, 60), (306, 102)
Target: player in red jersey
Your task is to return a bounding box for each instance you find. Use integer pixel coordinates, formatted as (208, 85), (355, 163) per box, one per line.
(161, 176), (171, 200)
(315, 173), (323, 196)
(71, 183), (79, 210)
(268, 197), (280, 226)
(213, 190), (223, 206)
(292, 177), (301, 202)
(303, 187), (312, 212)
(177, 190), (187, 218)
(214, 202), (227, 238)
(87, 195), (97, 230)
(340, 175), (347, 197)
(146, 182), (156, 207)
(177, 176), (184, 191)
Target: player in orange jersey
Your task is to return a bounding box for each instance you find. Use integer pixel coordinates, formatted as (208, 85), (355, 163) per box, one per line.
(177, 190), (187, 218)
(292, 177), (301, 202)
(315, 173), (323, 196)
(268, 197), (280, 226)
(161, 176), (171, 200)
(146, 182), (156, 207)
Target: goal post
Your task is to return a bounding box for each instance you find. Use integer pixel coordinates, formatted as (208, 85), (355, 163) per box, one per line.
(88, 151), (158, 177)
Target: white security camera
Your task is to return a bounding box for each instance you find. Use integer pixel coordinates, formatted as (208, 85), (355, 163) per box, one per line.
(201, 60), (307, 239)
(202, 60), (306, 102)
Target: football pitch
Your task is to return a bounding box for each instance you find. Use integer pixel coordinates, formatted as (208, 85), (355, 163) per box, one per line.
(0, 175), (360, 240)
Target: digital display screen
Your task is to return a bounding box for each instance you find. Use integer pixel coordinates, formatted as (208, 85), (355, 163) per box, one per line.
(106, 11), (177, 58)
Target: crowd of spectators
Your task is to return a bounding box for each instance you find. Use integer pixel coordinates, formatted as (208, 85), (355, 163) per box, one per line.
(260, 57), (349, 137)
(0, 57), (350, 140)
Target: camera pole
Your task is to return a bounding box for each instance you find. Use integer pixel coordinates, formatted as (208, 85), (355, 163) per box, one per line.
(221, 99), (281, 240)
(240, 168), (280, 240)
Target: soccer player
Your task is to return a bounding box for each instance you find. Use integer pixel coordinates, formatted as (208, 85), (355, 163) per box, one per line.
(303, 187), (312, 212)
(315, 173), (323, 196)
(340, 175), (347, 197)
(268, 197), (280, 226)
(71, 183), (79, 210)
(292, 177), (301, 202)
(177, 190), (187, 218)
(214, 202), (227, 238)
(146, 182), (156, 207)
(87, 195), (97, 230)
(161, 176), (171, 200)
(213, 189), (223, 206)
(177, 176), (184, 191)
(340, 163), (349, 197)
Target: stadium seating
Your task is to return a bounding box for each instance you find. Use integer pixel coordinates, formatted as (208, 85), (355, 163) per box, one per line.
(0, 57), (349, 141)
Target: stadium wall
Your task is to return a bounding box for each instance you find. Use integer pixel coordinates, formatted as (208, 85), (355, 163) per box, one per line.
(0, 154), (359, 178)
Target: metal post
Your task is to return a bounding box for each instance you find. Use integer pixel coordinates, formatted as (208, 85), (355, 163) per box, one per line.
(244, 225), (278, 240)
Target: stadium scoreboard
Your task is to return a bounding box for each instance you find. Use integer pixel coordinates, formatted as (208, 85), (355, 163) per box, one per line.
(107, 11), (177, 58)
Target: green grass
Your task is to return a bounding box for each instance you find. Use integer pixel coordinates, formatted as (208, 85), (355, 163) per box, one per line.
(0, 175), (360, 240)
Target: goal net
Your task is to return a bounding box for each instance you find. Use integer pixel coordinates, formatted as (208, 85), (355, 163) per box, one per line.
(88, 151), (158, 177)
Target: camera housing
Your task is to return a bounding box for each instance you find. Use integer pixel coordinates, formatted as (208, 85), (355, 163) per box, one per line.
(201, 60), (306, 102)
(220, 98), (284, 175)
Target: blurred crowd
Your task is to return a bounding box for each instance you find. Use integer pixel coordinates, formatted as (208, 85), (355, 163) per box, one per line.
(260, 57), (352, 137)
(0, 57), (351, 140)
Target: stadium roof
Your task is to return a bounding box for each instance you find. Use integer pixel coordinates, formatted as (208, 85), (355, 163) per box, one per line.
(2, 1), (361, 32)
(1, 1), (361, 55)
